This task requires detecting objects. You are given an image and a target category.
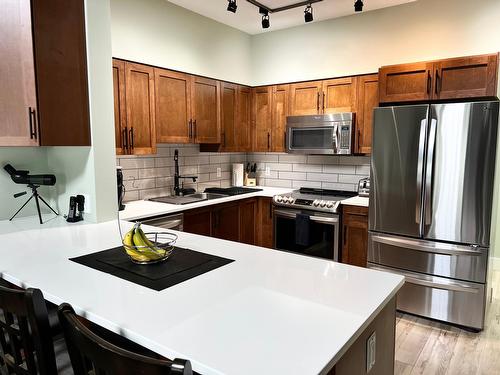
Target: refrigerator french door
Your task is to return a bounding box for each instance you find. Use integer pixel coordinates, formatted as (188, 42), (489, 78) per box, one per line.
(368, 101), (499, 330)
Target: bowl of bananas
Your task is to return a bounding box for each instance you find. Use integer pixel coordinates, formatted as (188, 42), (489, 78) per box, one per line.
(122, 222), (177, 264)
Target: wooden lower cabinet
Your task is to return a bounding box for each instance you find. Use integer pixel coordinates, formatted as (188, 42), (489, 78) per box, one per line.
(341, 205), (369, 268)
(240, 199), (257, 245)
(182, 198), (270, 246)
(183, 207), (212, 236)
(212, 202), (240, 242)
(257, 197), (273, 248)
(328, 297), (396, 375)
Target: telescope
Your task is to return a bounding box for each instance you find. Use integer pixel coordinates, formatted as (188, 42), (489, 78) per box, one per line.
(4, 164), (56, 186)
(4, 164), (58, 224)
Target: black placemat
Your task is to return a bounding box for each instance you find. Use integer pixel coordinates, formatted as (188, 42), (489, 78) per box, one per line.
(70, 246), (234, 291)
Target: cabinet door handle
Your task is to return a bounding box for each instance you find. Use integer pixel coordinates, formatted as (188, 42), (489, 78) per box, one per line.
(188, 120), (192, 139)
(28, 107), (37, 139)
(435, 69), (440, 95)
(267, 132), (270, 150)
(357, 129), (361, 153)
(123, 127), (128, 152)
(222, 133), (226, 147)
(323, 92), (325, 110)
(427, 70), (431, 94)
(316, 92), (320, 110)
(129, 127), (134, 150)
(193, 120), (197, 140)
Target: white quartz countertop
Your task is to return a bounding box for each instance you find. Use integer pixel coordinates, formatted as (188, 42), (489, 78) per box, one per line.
(120, 186), (293, 221)
(341, 195), (369, 207)
(0, 216), (402, 375)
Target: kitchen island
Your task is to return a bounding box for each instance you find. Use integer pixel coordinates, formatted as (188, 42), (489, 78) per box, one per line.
(0, 216), (403, 375)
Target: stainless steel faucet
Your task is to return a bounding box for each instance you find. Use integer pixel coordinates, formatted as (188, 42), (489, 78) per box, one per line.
(173, 149), (198, 196)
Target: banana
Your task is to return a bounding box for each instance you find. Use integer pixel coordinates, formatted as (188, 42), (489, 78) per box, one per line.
(132, 224), (164, 260)
(122, 224), (155, 262)
(135, 225), (167, 257)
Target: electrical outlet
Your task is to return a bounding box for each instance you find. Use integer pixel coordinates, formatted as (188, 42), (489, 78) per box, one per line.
(216, 167), (222, 178)
(265, 166), (271, 176)
(366, 331), (376, 373)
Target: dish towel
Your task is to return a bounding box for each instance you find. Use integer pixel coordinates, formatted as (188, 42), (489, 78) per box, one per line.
(295, 213), (310, 247)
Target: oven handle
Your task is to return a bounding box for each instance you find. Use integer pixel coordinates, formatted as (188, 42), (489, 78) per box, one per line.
(368, 264), (481, 294)
(274, 209), (339, 224)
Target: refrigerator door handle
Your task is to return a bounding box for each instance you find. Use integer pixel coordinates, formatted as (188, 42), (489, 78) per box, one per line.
(415, 119), (427, 225)
(424, 118), (437, 225)
(370, 233), (485, 256)
(368, 264), (481, 294)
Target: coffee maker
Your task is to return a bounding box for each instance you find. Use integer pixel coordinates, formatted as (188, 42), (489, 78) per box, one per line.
(117, 166), (126, 211)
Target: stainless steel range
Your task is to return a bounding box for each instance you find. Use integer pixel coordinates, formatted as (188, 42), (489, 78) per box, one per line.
(273, 188), (357, 261)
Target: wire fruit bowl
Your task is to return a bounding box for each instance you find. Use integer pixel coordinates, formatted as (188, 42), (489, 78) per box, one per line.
(122, 231), (177, 265)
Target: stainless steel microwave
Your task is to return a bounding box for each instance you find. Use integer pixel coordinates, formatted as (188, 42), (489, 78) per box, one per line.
(286, 113), (354, 155)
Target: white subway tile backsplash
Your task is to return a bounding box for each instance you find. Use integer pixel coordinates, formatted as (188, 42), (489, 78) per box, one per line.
(306, 173), (338, 183)
(322, 165), (356, 175)
(117, 142), (369, 203)
(292, 163), (322, 172)
(278, 171), (307, 180)
(278, 154), (307, 163)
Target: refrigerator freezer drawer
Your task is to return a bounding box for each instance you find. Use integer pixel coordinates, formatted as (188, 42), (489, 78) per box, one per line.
(368, 263), (486, 330)
(368, 232), (488, 283)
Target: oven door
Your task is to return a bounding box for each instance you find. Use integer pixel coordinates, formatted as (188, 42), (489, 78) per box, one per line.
(273, 208), (340, 261)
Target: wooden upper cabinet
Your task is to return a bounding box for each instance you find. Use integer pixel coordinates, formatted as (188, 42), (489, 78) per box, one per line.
(379, 62), (433, 103)
(221, 82), (238, 151)
(237, 86), (252, 151)
(289, 81), (323, 116)
(33, 0), (90, 146)
(0, 0), (38, 146)
(125, 62), (156, 155)
(342, 205), (369, 268)
(154, 68), (192, 144)
(322, 77), (357, 114)
(434, 54), (498, 100)
(191, 77), (220, 144)
(271, 85), (289, 152)
(252, 86), (273, 152)
(356, 74), (379, 154)
(113, 60), (127, 154)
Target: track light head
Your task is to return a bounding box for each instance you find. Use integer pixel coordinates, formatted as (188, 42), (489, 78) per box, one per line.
(304, 4), (313, 23)
(262, 14), (270, 29)
(259, 7), (268, 15)
(227, 0), (237, 13)
(354, 0), (363, 12)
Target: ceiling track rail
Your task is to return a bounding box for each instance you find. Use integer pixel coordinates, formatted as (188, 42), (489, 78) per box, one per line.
(245, 0), (323, 14)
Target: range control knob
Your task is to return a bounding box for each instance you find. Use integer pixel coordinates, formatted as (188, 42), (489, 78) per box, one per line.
(326, 201), (334, 208)
(287, 196), (295, 204)
(275, 196), (283, 203)
(313, 200), (319, 206)
(320, 200), (327, 207)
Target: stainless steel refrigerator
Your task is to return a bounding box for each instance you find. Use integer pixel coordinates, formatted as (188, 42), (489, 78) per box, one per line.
(368, 101), (499, 330)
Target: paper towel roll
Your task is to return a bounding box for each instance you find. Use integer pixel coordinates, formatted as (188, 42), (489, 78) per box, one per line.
(232, 163), (244, 187)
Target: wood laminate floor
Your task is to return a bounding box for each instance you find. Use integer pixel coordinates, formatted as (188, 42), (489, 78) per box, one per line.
(394, 270), (500, 375)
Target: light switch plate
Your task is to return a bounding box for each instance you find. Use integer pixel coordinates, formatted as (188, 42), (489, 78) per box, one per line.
(366, 331), (376, 373)
(265, 166), (271, 176)
(216, 167), (221, 178)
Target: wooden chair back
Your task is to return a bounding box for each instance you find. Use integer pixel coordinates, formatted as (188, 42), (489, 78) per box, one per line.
(0, 286), (57, 375)
(58, 303), (193, 375)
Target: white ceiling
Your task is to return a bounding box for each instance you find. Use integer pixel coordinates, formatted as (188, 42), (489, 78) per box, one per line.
(167, 0), (417, 35)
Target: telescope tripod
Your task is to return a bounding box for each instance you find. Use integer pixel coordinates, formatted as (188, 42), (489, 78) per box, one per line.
(10, 184), (59, 224)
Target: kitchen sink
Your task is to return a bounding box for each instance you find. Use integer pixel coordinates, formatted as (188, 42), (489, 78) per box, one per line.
(148, 192), (226, 205)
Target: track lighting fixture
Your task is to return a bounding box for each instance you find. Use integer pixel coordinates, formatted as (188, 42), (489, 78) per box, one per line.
(227, 0), (237, 13)
(304, 4), (313, 23)
(262, 13), (270, 29)
(354, 0), (363, 12)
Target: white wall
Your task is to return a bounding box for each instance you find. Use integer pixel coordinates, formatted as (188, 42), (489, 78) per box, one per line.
(110, 0), (253, 85)
(250, 0), (500, 85)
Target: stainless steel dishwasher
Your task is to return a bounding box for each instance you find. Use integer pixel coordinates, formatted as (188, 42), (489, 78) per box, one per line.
(141, 213), (184, 231)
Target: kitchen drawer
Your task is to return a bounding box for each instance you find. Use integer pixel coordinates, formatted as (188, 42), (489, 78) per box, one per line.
(368, 232), (488, 283)
(368, 263), (486, 330)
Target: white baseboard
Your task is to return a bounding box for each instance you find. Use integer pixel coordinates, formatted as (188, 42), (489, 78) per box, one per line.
(492, 257), (500, 271)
